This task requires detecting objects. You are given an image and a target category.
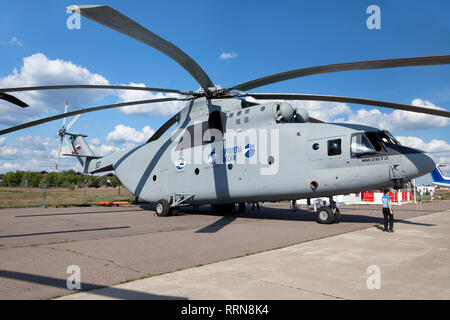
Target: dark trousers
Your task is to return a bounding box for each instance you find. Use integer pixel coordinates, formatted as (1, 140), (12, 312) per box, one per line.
(382, 208), (394, 230)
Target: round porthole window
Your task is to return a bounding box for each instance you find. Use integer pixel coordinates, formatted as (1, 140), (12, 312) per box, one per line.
(194, 168), (200, 175)
(312, 143), (319, 150)
(268, 156), (275, 165)
(153, 175), (157, 181)
(228, 163), (233, 170)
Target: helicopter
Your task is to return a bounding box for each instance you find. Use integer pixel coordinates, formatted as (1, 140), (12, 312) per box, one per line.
(0, 5), (449, 224)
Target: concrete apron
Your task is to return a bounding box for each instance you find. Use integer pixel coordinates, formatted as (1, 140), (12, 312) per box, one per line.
(59, 209), (450, 300)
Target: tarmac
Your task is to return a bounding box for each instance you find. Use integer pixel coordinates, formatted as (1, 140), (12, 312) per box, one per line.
(0, 200), (448, 299)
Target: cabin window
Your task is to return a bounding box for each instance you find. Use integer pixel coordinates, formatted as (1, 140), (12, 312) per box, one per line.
(328, 139), (342, 156)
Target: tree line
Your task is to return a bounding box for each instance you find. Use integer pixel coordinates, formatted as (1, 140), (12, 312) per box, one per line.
(0, 170), (121, 189)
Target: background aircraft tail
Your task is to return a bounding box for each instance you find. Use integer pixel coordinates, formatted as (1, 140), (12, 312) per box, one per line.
(430, 165), (450, 186)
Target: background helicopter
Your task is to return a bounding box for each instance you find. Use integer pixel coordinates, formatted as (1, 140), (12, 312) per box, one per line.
(0, 5), (449, 223)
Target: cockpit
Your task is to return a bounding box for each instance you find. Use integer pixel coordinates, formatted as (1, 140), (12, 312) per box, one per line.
(350, 130), (401, 157)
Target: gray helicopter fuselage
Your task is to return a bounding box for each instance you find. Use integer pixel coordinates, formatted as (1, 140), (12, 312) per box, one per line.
(88, 97), (435, 205)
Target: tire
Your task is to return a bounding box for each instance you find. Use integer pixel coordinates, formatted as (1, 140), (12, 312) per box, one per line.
(238, 202), (246, 213)
(333, 208), (341, 223)
(212, 203), (235, 213)
(316, 206), (334, 224)
(170, 207), (179, 216)
(155, 199), (170, 217)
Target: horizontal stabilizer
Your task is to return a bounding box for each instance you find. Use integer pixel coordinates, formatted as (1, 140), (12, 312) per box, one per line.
(62, 154), (103, 159)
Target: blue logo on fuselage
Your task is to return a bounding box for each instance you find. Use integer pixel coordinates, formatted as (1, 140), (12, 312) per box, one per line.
(175, 157), (185, 170)
(244, 144), (256, 158)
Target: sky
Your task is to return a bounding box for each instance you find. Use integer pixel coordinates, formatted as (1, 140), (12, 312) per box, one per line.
(0, 0), (449, 185)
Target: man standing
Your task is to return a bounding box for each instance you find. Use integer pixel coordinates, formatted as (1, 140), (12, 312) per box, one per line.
(382, 190), (394, 232)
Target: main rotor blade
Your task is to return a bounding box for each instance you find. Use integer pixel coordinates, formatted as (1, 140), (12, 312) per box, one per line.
(232, 55), (450, 91)
(68, 5), (214, 90)
(0, 84), (184, 95)
(245, 93), (450, 118)
(0, 97), (186, 136)
(0, 92), (29, 108)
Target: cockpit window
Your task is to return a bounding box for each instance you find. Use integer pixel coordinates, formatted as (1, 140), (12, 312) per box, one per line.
(377, 130), (401, 146)
(365, 132), (383, 152)
(351, 133), (376, 157)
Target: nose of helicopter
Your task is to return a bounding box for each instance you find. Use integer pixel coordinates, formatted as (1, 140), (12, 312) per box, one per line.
(402, 149), (436, 179)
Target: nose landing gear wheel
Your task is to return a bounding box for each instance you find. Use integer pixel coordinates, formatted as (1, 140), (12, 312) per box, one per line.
(316, 206), (334, 224)
(155, 199), (170, 217)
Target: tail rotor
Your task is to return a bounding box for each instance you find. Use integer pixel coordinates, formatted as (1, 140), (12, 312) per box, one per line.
(55, 101), (80, 170)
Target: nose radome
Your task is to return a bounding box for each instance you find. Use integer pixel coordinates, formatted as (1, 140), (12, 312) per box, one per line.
(402, 151), (436, 180)
(422, 152), (437, 175)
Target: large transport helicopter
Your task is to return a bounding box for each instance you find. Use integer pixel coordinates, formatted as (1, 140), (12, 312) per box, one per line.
(0, 5), (449, 223)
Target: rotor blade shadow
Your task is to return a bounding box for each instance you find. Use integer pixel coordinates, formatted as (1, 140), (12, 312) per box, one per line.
(195, 216), (237, 233)
(0, 270), (186, 300)
(207, 99), (231, 201)
(128, 101), (194, 198)
(0, 226), (130, 239)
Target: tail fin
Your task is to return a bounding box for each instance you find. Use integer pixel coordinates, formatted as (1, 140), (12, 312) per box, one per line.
(63, 134), (101, 173)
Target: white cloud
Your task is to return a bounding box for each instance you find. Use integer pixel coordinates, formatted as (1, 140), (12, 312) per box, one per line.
(396, 136), (450, 174)
(289, 100), (353, 123)
(115, 82), (186, 116)
(0, 137), (6, 146)
(0, 37), (22, 47)
(249, 97), (449, 131)
(0, 53), (110, 126)
(0, 163), (20, 171)
(0, 135), (78, 173)
(345, 99), (450, 131)
(0, 134), (126, 173)
(106, 124), (155, 145)
(89, 143), (123, 156)
(220, 52), (238, 60)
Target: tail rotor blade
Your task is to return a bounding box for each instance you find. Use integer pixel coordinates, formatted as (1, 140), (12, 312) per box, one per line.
(66, 114), (80, 132)
(64, 136), (74, 154)
(62, 101), (68, 127)
(56, 137), (63, 170)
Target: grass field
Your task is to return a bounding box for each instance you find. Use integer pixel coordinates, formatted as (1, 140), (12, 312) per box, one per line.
(0, 186), (134, 208)
(0, 186), (449, 209)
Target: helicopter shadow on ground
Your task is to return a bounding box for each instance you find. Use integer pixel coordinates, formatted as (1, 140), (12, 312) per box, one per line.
(0, 270), (186, 300)
(179, 205), (436, 233)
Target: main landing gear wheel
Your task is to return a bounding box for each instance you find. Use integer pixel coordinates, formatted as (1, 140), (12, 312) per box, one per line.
(238, 202), (246, 213)
(316, 206), (335, 224)
(169, 207), (179, 216)
(155, 199), (170, 217)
